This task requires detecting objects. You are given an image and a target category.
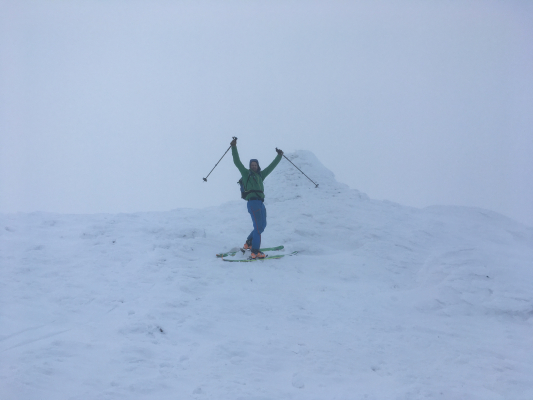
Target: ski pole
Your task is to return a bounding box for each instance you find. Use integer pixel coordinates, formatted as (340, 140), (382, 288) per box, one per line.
(278, 149), (319, 188)
(203, 137), (237, 182)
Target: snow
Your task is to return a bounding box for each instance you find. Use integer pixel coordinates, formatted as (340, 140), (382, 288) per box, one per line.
(1, 150), (532, 400)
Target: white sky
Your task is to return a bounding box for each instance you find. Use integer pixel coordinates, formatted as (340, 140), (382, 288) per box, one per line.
(1, 0), (532, 226)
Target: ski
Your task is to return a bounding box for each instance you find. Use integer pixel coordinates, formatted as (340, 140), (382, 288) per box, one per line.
(216, 245), (284, 258)
(222, 251), (298, 262)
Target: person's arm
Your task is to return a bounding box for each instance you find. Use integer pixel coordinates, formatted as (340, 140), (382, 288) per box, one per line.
(231, 139), (248, 176)
(261, 148), (283, 179)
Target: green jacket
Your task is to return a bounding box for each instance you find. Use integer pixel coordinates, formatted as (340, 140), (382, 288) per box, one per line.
(232, 146), (282, 200)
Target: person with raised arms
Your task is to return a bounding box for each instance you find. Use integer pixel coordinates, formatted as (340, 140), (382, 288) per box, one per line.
(230, 137), (283, 259)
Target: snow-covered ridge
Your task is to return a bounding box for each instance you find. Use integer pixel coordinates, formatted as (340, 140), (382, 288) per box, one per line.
(1, 151), (532, 399)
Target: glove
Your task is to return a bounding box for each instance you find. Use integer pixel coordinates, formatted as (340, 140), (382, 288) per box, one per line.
(230, 137), (237, 147)
(276, 148), (283, 155)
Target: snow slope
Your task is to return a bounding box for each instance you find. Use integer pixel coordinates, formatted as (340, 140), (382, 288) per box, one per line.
(1, 151), (532, 400)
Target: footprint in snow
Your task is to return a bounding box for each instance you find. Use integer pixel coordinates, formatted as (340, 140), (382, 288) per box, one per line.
(292, 372), (305, 389)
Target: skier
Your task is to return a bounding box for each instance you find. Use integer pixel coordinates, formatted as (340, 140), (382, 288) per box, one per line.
(231, 137), (283, 259)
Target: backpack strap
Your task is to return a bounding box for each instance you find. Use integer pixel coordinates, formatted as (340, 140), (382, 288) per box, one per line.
(238, 173), (263, 200)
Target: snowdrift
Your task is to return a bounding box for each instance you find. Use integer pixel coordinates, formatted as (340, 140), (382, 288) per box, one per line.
(1, 150), (532, 400)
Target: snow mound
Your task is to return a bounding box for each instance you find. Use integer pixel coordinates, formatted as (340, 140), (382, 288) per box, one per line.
(265, 150), (368, 203)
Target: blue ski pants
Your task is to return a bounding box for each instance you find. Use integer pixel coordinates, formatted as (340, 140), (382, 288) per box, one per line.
(246, 200), (267, 250)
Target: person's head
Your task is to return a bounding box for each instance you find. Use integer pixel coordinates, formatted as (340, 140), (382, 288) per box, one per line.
(249, 159), (260, 173)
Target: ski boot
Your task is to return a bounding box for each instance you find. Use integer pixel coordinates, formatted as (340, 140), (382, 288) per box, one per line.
(243, 238), (253, 250)
(250, 250), (266, 260)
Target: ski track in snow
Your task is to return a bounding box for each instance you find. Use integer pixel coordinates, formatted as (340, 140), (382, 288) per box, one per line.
(1, 151), (533, 400)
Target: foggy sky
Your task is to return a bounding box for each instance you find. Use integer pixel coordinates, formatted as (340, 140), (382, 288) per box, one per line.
(1, 0), (532, 226)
